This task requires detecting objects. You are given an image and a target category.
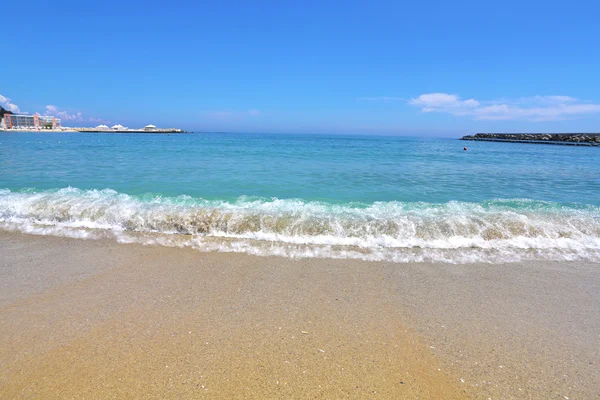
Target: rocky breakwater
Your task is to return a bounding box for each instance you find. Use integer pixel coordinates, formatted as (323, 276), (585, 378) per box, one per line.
(461, 133), (600, 146)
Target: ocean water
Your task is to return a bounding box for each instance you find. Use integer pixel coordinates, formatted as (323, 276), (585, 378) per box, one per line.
(1, 131), (599, 263)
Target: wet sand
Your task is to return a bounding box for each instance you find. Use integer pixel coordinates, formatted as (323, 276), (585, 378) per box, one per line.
(1, 232), (598, 399)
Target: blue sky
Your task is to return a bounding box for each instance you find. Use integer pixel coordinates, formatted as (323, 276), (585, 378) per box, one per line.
(2, 0), (600, 135)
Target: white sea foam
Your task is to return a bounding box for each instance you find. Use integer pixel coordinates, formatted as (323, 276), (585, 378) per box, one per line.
(1, 187), (599, 264)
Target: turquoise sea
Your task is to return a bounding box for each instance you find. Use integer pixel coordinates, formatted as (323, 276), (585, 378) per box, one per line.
(1, 131), (599, 263)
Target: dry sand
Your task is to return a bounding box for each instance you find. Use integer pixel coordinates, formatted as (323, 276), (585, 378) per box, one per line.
(0, 231), (598, 399)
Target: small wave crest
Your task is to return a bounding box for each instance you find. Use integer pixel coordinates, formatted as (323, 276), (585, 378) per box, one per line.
(1, 187), (599, 263)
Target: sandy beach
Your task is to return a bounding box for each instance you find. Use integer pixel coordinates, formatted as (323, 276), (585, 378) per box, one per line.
(1, 232), (598, 399)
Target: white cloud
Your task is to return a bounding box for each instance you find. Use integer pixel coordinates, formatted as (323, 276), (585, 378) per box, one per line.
(89, 117), (110, 124)
(1, 94), (107, 125)
(527, 95), (577, 104)
(0, 94), (21, 113)
(45, 105), (58, 114)
(410, 93), (480, 110)
(409, 93), (600, 121)
(45, 104), (83, 121)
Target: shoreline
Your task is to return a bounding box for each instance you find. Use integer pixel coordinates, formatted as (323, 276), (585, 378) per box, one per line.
(1, 231), (599, 398)
(1, 128), (186, 134)
(1, 186), (599, 265)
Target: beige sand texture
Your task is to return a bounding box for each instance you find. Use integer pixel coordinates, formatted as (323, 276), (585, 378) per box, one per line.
(1, 232), (599, 399)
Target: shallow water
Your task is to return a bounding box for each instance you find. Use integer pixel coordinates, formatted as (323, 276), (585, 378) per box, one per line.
(1, 131), (599, 263)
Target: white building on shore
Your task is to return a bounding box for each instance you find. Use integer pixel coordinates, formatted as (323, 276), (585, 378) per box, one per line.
(3, 114), (61, 130)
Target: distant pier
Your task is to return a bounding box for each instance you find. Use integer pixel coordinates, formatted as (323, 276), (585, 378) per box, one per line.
(461, 133), (600, 146)
(76, 128), (186, 134)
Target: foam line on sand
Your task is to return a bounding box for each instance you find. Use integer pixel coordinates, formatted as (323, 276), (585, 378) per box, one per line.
(1, 232), (598, 399)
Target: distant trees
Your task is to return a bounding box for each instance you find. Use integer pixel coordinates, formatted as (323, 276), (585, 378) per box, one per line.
(0, 105), (14, 119)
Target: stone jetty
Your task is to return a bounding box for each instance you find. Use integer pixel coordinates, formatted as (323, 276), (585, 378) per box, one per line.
(461, 133), (600, 146)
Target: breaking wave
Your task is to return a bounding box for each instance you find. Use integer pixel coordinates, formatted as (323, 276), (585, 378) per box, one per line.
(1, 187), (600, 263)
